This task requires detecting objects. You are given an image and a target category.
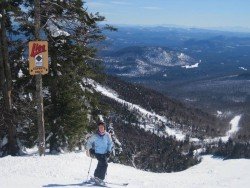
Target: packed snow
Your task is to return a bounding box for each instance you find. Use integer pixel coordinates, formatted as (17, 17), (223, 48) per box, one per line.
(1, 151), (250, 188)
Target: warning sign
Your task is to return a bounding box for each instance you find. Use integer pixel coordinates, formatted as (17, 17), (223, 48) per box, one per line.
(29, 41), (48, 75)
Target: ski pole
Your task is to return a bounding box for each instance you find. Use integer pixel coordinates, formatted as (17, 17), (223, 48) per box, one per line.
(86, 158), (93, 181)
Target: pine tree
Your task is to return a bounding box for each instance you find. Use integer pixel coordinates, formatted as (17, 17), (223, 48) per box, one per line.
(0, 0), (115, 155)
(20, 0), (114, 152)
(0, 0), (24, 156)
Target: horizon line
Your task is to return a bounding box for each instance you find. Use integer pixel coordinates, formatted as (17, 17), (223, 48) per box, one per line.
(101, 23), (250, 34)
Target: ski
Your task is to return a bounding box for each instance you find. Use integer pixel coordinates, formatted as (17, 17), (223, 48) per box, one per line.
(105, 181), (129, 186)
(83, 177), (128, 187)
(82, 177), (111, 187)
(81, 181), (111, 187)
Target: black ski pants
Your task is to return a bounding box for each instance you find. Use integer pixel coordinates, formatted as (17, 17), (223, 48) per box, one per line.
(94, 153), (108, 180)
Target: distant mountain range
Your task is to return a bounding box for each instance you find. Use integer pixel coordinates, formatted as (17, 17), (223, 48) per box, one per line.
(104, 46), (200, 77)
(110, 24), (250, 34)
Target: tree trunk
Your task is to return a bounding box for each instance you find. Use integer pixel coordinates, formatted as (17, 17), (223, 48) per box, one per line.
(34, 0), (45, 156)
(0, 34), (5, 94)
(0, 7), (19, 156)
(36, 74), (45, 155)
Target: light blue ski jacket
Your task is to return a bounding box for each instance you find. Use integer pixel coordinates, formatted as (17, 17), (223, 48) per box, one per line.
(86, 132), (113, 154)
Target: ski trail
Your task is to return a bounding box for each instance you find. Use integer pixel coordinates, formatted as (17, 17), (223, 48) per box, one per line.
(86, 79), (186, 141)
(227, 115), (242, 137)
(205, 115), (242, 143)
(85, 79), (242, 144)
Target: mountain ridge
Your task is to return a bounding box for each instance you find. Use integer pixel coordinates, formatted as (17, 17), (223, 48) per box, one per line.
(104, 46), (200, 77)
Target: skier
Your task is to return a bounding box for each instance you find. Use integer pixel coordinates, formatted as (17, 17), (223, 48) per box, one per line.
(86, 122), (113, 185)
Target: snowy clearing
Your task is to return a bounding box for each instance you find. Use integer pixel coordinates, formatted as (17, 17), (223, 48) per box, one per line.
(182, 62), (199, 69)
(0, 152), (250, 188)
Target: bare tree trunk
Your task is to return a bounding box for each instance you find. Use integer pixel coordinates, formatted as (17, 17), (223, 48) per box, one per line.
(34, 0), (45, 156)
(36, 74), (45, 156)
(1, 10), (12, 109)
(0, 6), (19, 156)
(0, 35), (5, 93)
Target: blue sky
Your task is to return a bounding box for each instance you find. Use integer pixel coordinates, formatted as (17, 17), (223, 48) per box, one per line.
(85, 0), (250, 30)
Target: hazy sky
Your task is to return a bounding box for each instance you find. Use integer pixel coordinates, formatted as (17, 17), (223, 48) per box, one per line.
(85, 0), (250, 30)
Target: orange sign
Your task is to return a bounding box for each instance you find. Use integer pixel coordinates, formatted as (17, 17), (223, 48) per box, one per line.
(29, 41), (48, 75)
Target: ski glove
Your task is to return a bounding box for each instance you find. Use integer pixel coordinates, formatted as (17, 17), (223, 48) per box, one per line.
(106, 151), (111, 158)
(86, 149), (95, 158)
(89, 148), (96, 158)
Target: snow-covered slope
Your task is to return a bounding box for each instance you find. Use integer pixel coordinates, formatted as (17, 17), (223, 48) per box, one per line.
(90, 79), (187, 141)
(204, 115), (242, 143)
(87, 79), (242, 144)
(1, 152), (250, 188)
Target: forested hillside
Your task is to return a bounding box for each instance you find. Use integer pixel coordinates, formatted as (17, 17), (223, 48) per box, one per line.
(93, 75), (250, 170)
(101, 75), (228, 138)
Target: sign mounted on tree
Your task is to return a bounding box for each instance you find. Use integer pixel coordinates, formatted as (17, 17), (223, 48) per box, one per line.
(29, 41), (48, 75)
